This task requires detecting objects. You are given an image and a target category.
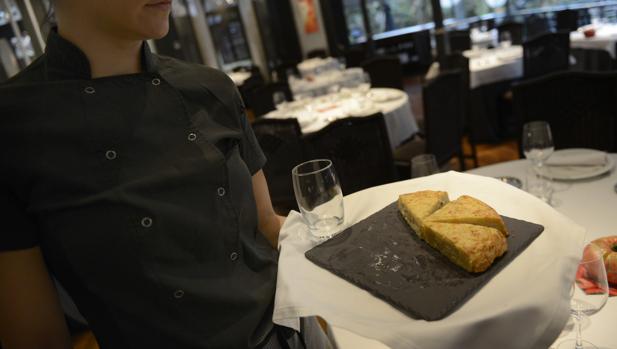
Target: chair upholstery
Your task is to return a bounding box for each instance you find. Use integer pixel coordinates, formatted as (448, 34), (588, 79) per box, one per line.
(523, 32), (570, 79)
(243, 82), (293, 118)
(497, 21), (524, 45)
(571, 48), (613, 72)
(513, 71), (617, 152)
(344, 45), (367, 68)
(252, 118), (305, 213)
(412, 29), (433, 67)
(448, 29), (471, 53)
(304, 113), (397, 195)
(360, 55), (404, 90)
(556, 9), (579, 32)
(422, 70), (466, 169)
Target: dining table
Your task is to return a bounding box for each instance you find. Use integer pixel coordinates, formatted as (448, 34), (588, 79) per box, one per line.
(274, 155), (617, 349)
(263, 87), (419, 150)
(571, 23), (617, 58)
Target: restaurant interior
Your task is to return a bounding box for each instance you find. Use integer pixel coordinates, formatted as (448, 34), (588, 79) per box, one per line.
(1, 0), (616, 348)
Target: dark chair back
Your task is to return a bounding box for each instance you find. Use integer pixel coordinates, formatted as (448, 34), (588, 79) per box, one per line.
(497, 21), (524, 45)
(304, 114), (397, 195)
(513, 71), (617, 152)
(556, 9), (579, 32)
(252, 118), (305, 212)
(344, 45), (367, 68)
(523, 31), (570, 79)
(307, 49), (328, 59)
(571, 48), (613, 72)
(244, 82), (293, 118)
(360, 56), (404, 90)
(448, 29), (471, 53)
(525, 14), (551, 39)
(422, 70), (466, 168)
(412, 29), (433, 67)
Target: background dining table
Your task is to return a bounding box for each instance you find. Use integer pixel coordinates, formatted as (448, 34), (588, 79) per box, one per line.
(328, 155), (617, 349)
(571, 23), (617, 58)
(263, 87), (419, 150)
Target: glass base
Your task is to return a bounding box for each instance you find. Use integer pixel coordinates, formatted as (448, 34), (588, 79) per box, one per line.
(556, 339), (599, 349)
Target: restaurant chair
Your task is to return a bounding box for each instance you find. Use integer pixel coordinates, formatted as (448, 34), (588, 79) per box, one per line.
(571, 48), (613, 72)
(447, 29), (471, 53)
(523, 31), (570, 79)
(252, 118), (305, 214)
(556, 9), (579, 32)
(497, 21), (524, 45)
(307, 49), (328, 59)
(304, 113), (397, 195)
(442, 53), (479, 168)
(412, 29), (433, 68)
(344, 45), (367, 68)
(422, 70), (467, 170)
(360, 55), (404, 90)
(512, 71), (617, 152)
(244, 82), (292, 118)
(524, 14), (552, 40)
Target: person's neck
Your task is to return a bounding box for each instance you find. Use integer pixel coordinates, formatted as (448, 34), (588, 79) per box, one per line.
(57, 23), (143, 79)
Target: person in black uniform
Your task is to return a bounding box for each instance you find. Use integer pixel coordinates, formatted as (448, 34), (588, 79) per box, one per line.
(0, 1), (330, 348)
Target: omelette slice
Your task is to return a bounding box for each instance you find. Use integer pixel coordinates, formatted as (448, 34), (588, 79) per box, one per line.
(397, 190), (450, 238)
(425, 195), (509, 237)
(423, 222), (508, 273)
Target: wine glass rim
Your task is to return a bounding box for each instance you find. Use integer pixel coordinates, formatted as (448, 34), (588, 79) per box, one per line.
(523, 120), (550, 128)
(292, 159), (333, 176)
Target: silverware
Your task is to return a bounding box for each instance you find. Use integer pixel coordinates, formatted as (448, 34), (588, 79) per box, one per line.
(495, 176), (523, 189)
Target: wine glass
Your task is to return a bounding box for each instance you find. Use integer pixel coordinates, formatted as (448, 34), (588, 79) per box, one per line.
(500, 30), (512, 48)
(522, 121), (554, 168)
(292, 159), (345, 240)
(557, 244), (609, 349)
(358, 72), (371, 93)
(411, 154), (440, 178)
(273, 91), (287, 110)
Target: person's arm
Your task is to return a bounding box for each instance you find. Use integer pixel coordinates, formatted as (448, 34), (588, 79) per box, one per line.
(252, 170), (286, 249)
(0, 247), (72, 349)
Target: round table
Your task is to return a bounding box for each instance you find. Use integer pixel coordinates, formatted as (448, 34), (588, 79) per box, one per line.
(264, 88), (419, 150)
(571, 24), (617, 59)
(329, 156), (617, 349)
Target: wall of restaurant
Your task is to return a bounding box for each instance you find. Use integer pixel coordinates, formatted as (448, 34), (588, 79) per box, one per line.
(238, 1), (268, 75)
(289, 0), (329, 58)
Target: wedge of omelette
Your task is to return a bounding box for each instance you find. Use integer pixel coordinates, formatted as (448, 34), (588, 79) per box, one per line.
(397, 190), (449, 239)
(425, 195), (508, 237)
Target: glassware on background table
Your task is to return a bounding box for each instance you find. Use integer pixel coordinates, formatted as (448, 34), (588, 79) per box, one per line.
(273, 91), (287, 110)
(522, 121), (554, 202)
(411, 154), (440, 178)
(292, 159), (345, 240)
(557, 243), (609, 349)
(359, 73), (371, 93)
(500, 30), (512, 48)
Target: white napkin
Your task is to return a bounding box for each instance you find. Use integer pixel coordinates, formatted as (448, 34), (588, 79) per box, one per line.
(273, 171), (585, 349)
(546, 150), (607, 166)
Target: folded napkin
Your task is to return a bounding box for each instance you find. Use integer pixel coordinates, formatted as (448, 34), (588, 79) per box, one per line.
(546, 150), (607, 167)
(576, 264), (617, 297)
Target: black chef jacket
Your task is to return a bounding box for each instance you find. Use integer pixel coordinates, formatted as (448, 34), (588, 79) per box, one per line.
(0, 29), (278, 349)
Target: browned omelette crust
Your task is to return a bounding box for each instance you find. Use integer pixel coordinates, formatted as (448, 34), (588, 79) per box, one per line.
(425, 195), (509, 237)
(424, 222), (508, 273)
(398, 191), (449, 238)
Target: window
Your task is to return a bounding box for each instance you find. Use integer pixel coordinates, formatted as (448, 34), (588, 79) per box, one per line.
(203, 0), (251, 68)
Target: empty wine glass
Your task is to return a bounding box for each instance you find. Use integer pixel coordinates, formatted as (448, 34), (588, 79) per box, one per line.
(358, 73), (371, 93)
(557, 244), (609, 349)
(523, 121), (554, 168)
(500, 30), (512, 48)
(273, 91), (287, 110)
(292, 159), (345, 240)
(411, 154), (440, 178)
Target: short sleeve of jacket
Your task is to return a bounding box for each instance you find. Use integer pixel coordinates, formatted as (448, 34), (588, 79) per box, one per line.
(0, 185), (38, 251)
(233, 87), (266, 175)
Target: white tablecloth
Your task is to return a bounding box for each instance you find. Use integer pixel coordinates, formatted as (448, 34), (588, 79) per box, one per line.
(274, 171), (585, 349)
(571, 24), (617, 58)
(264, 88), (418, 150)
(289, 68), (364, 98)
(297, 57), (341, 77)
(425, 46), (523, 89)
(330, 157), (617, 349)
(226, 71), (251, 86)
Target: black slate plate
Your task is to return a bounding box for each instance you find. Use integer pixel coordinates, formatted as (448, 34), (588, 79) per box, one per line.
(305, 201), (544, 321)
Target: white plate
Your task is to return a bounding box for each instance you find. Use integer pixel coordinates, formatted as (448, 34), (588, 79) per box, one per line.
(538, 148), (615, 180)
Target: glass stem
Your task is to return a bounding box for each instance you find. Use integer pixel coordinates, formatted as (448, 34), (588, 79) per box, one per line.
(575, 310), (584, 349)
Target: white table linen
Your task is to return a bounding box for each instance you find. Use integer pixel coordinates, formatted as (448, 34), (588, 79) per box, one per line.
(297, 57), (342, 77)
(226, 71), (251, 86)
(289, 68), (364, 98)
(274, 171), (585, 349)
(571, 24), (617, 58)
(264, 88), (418, 150)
